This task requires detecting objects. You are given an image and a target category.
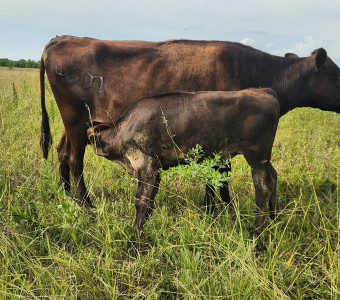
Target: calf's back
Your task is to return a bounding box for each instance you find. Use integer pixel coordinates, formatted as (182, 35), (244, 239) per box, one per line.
(93, 88), (280, 171)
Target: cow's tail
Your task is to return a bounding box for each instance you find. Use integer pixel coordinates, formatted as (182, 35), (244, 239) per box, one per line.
(40, 55), (52, 159)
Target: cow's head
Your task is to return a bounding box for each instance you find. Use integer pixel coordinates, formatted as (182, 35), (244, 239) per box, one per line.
(303, 48), (340, 113)
(87, 122), (115, 158)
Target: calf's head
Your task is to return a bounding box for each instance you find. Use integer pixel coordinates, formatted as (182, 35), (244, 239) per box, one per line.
(87, 122), (116, 158)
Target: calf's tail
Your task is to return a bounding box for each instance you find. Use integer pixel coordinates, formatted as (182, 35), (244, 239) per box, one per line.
(40, 56), (52, 159)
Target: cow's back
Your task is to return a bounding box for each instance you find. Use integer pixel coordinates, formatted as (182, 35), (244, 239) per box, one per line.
(43, 36), (266, 123)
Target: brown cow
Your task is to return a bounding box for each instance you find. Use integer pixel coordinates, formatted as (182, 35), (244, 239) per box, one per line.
(40, 36), (340, 207)
(87, 89), (280, 235)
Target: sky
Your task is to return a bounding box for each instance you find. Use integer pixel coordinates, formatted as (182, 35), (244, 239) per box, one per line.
(1, 0), (340, 66)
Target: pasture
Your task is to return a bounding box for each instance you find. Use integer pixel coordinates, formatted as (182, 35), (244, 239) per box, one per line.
(0, 67), (339, 299)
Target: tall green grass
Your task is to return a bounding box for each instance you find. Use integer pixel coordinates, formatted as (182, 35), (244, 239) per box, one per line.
(0, 67), (339, 299)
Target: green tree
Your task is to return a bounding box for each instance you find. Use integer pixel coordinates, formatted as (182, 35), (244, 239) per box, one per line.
(0, 58), (40, 69)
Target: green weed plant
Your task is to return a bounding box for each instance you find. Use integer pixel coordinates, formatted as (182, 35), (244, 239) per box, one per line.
(161, 144), (231, 189)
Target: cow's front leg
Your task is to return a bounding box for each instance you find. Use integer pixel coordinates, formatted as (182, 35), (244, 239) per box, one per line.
(132, 172), (161, 233)
(67, 135), (93, 208)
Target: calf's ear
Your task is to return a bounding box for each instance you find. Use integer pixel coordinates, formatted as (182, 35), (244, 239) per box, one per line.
(312, 48), (327, 71)
(88, 122), (111, 135)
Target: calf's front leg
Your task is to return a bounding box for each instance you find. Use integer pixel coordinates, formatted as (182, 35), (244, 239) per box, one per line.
(132, 173), (161, 233)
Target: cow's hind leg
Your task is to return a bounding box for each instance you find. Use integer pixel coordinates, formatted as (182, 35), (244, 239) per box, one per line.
(57, 131), (71, 193)
(250, 162), (275, 236)
(57, 130), (93, 208)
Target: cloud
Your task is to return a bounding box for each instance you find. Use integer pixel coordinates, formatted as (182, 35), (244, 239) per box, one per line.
(265, 43), (273, 49)
(265, 36), (324, 57)
(288, 37), (323, 55)
(240, 37), (255, 46)
(1, 0), (340, 66)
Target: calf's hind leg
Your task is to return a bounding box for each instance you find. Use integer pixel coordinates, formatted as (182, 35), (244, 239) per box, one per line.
(250, 162), (276, 236)
(204, 164), (232, 212)
(268, 163), (278, 220)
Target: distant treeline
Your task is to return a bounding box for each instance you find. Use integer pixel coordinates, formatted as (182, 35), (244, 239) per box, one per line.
(0, 58), (40, 69)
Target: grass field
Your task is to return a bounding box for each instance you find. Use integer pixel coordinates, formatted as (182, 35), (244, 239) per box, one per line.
(0, 67), (339, 299)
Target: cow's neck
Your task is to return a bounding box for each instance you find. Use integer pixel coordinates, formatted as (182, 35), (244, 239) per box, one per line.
(235, 52), (313, 116)
(271, 59), (314, 116)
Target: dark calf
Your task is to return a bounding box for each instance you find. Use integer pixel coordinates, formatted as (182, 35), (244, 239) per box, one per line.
(87, 89), (280, 235)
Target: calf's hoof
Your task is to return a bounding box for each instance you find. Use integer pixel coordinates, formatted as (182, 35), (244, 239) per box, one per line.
(204, 204), (215, 214)
(269, 210), (276, 220)
(250, 224), (265, 239)
(269, 206), (279, 220)
(132, 218), (144, 235)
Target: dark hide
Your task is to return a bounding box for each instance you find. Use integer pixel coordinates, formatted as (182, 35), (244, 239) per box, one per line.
(87, 89), (280, 235)
(40, 36), (340, 206)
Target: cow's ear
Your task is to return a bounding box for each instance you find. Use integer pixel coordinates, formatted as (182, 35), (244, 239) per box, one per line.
(285, 52), (299, 58)
(312, 48), (327, 71)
